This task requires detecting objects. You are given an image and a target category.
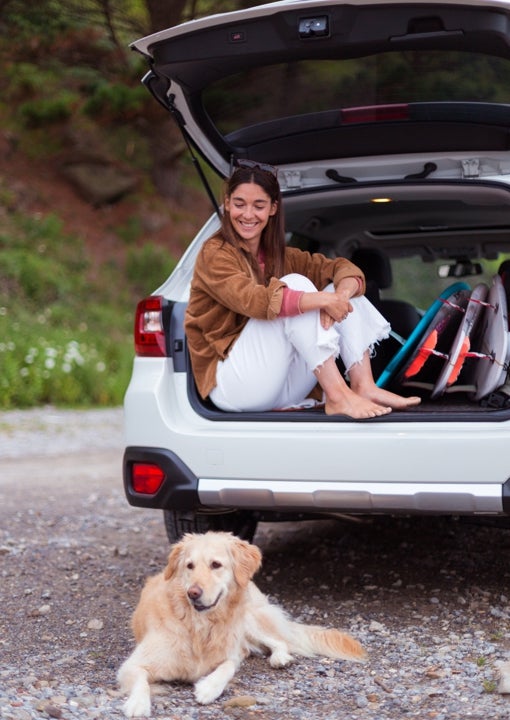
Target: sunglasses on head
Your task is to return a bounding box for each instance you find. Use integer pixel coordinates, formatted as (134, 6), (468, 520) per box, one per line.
(233, 158), (278, 178)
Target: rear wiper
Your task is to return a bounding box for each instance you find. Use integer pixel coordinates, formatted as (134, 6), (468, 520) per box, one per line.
(405, 162), (437, 180)
(326, 169), (357, 184)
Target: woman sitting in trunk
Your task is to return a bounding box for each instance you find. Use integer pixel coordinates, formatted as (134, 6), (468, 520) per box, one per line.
(185, 161), (420, 419)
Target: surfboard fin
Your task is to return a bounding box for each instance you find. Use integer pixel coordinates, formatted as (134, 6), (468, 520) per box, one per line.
(404, 330), (438, 378)
(447, 337), (471, 386)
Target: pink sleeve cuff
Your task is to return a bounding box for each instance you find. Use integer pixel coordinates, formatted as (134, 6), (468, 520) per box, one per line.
(279, 288), (304, 317)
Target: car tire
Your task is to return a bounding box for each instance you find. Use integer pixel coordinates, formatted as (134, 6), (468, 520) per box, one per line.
(163, 509), (258, 544)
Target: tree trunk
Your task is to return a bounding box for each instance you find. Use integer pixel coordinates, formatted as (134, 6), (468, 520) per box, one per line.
(149, 117), (187, 199)
(145, 0), (187, 33)
(143, 0), (188, 197)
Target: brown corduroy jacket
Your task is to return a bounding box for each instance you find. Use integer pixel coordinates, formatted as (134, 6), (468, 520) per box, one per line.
(184, 235), (366, 400)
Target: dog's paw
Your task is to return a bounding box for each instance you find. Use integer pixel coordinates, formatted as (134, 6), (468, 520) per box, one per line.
(269, 649), (294, 668)
(123, 693), (151, 718)
(194, 677), (223, 705)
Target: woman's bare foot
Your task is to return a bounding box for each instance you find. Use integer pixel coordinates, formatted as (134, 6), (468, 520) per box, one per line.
(355, 384), (421, 410)
(325, 385), (392, 419)
(346, 353), (421, 411)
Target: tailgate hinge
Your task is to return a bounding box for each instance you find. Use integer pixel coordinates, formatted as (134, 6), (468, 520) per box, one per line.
(461, 158), (480, 179)
(281, 169), (303, 189)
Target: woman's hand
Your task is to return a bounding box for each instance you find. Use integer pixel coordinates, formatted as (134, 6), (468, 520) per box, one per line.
(300, 290), (353, 329)
(319, 291), (353, 330)
(319, 276), (360, 329)
(298, 276), (360, 329)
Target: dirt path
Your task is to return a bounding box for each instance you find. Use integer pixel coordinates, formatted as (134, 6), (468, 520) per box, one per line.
(2, 408), (510, 719)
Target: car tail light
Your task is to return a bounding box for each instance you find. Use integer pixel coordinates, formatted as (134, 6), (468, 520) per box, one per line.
(341, 104), (409, 124)
(131, 463), (165, 494)
(134, 295), (167, 357)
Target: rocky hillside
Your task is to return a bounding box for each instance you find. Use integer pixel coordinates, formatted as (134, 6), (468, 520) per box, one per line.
(0, 24), (215, 273)
(0, 125), (212, 272)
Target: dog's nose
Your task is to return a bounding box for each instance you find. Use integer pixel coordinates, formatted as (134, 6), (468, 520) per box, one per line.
(187, 584), (203, 601)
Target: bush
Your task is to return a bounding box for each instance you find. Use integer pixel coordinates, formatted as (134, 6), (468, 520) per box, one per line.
(18, 91), (78, 127)
(125, 243), (177, 296)
(0, 315), (132, 409)
(82, 80), (146, 121)
(0, 211), (135, 408)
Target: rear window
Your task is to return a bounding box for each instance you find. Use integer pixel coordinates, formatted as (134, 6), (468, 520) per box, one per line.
(388, 257), (508, 310)
(203, 51), (510, 135)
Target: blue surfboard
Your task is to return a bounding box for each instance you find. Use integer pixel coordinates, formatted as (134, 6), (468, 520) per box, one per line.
(376, 282), (471, 388)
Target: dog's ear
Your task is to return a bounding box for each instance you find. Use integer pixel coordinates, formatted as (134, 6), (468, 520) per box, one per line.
(163, 541), (183, 581)
(230, 537), (262, 587)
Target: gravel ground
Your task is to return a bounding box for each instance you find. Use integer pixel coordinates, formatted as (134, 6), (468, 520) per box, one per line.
(1, 406), (510, 719)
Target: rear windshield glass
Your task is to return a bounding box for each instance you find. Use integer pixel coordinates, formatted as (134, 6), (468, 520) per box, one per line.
(203, 51), (510, 135)
(389, 257), (505, 310)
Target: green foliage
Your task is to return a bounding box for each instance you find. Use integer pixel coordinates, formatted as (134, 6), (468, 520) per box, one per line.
(482, 679), (497, 693)
(115, 216), (143, 245)
(0, 0), (72, 41)
(0, 323), (132, 408)
(0, 0), (243, 411)
(125, 243), (177, 296)
(82, 80), (147, 121)
(0, 211), (153, 409)
(4, 63), (59, 100)
(18, 91), (79, 128)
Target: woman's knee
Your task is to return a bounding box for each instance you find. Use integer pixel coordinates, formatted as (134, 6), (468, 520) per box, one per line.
(281, 273), (318, 292)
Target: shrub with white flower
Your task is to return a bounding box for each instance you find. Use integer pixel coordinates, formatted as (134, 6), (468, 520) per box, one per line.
(0, 329), (131, 408)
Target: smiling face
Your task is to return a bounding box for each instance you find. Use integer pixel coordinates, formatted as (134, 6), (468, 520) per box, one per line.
(180, 539), (233, 612)
(224, 181), (277, 253)
(163, 532), (262, 613)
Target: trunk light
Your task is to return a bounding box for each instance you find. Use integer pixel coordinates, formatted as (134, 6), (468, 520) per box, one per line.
(134, 295), (167, 357)
(132, 463), (165, 494)
(342, 104), (409, 124)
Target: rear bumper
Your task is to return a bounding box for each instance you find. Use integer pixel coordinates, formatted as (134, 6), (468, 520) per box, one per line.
(199, 477), (510, 515)
(123, 446), (510, 516)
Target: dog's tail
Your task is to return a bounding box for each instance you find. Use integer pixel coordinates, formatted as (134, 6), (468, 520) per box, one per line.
(286, 622), (367, 662)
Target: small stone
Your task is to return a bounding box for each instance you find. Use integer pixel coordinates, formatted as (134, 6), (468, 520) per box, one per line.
(369, 621), (385, 632)
(45, 704), (63, 719)
(87, 618), (104, 630)
(223, 695), (258, 708)
(356, 694), (369, 708)
(29, 604), (51, 617)
(495, 660), (510, 693)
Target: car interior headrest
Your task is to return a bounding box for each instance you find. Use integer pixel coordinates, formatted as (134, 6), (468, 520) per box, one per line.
(351, 247), (393, 290)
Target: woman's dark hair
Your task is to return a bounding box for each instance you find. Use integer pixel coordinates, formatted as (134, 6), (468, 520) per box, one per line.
(220, 165), (285, 283)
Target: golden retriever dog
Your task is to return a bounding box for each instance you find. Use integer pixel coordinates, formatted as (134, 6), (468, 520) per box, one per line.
(117, 531), (366, 717)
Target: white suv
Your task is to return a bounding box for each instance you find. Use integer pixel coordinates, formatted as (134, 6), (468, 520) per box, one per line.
(123, 0), (510, 543)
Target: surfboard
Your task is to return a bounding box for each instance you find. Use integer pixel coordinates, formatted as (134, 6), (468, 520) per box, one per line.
(376, 282), (471, 389)
(396, 286), (470, 393)
(431, 282), (488, 398)
(469, 274), (510, 401)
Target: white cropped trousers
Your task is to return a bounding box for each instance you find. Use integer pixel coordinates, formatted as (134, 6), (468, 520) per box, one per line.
(210, 273), (390, 412)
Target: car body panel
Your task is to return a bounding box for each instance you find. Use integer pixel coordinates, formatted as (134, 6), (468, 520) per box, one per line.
(124, 361), (510, 506)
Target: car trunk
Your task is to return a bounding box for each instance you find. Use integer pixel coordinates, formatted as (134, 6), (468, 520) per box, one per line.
(165, 178), (510, 423)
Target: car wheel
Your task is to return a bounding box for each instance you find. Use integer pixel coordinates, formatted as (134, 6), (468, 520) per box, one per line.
(163, 509), (258, 544)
